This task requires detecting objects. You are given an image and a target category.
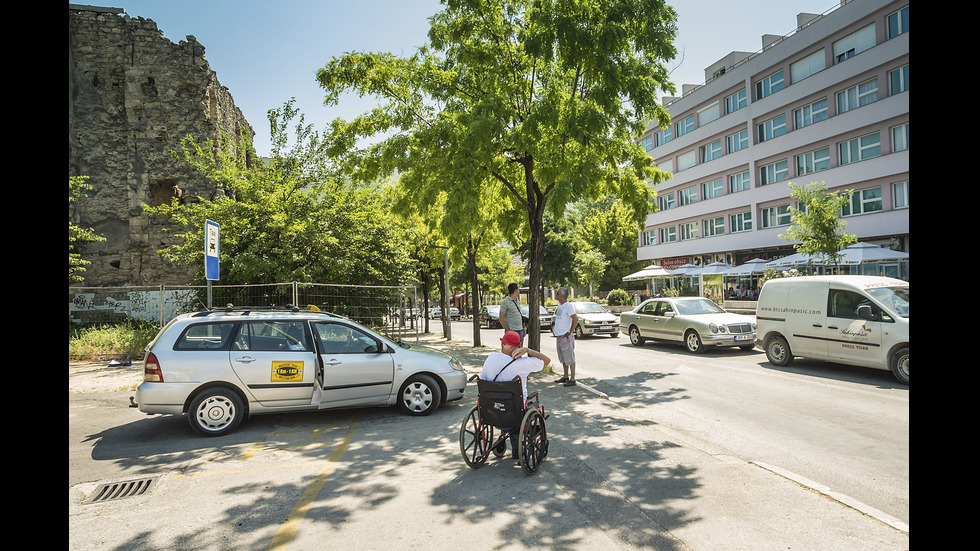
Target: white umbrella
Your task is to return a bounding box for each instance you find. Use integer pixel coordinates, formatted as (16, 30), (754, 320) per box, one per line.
(837, 242), (910, 265)
(695, 261), (734, 274)
(667, 263), (702, 276)
(765, 252), (819, 268)
(622, 264), (671, 281)
(723, 258), (768, 276)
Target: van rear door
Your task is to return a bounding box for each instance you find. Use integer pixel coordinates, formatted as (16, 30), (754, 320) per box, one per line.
(784, 281), (828, 359)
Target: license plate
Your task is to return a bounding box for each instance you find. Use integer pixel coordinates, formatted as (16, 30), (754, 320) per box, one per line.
(735, 334), (751, 341)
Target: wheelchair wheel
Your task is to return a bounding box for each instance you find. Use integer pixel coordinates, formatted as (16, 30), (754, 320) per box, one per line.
(518, 407), (548, 475)
(459, 405), (492, 468)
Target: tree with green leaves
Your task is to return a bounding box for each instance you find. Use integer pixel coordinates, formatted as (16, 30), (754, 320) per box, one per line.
(143, 102), (412, 290)
(69, 176), (106, 283)
(781, 181), (857, 268)
(316, 0), (677, 349)
(574, 248), (606, 296)
(578, 197), (646, 290)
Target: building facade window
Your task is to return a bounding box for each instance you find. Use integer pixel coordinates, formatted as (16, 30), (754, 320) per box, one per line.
(679, 186), (698, 206)
(794, 98), (828, 129)
(839, 132), (881, 164)
(758, 114), (787, 142)
(761, 205), (792, 228)
(702, 178), (724, 200)
(677, 150), (697, 171)
(675, 115), (695, 137)
(656, 126), (672, 146)
(658, 191), (676, 211)
(727, 129), (749, 153)
(760, 160), (789, 185)
(704, 217), (725, 237)
(755, 70), (784, 99)
(892, 122), (909, 151)
(833, 24), (875, 63)
(889, 64), (909, 94)
(660, 226), (677, 243)
(730, 211), (752, 233)
(641, 229), (657, 246)
(791, 49), (826, 83)
(729, 171), (751, 193)
(698, 101), (721, 126)
(680, 222), (699, 240)
(842, 187), (883, 216)
(726, 89), (747, 113)
(837, 78), (878, 113)
(796, 147), (831, 175)
(887, 6), (910, 39)
(700, 139), (722, 162)
(641, 136), (653, 151)
(892, 181), (909, 209)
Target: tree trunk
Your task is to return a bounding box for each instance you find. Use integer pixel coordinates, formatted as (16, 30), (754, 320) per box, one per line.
(467, 236), (482, 347)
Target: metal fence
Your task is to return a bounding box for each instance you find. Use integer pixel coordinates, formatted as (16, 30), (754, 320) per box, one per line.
(68, 282), (425, 339)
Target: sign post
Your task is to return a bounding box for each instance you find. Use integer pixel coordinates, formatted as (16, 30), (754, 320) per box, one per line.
(205, 220), (220, 309)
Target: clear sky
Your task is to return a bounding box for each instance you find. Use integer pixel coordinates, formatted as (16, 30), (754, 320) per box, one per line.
(97, 0), (835, 156)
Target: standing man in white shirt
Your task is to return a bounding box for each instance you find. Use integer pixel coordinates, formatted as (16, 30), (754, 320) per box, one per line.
(552, 288), (578, 386)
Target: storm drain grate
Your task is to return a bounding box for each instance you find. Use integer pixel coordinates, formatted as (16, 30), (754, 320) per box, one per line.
(86, 477), (157, 504)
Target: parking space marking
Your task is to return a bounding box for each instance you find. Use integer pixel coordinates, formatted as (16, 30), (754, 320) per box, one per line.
(267, 415), (361, 551)
(242, 420), (349, 460)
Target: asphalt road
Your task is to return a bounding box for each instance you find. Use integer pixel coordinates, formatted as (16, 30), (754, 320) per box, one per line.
(69, 321), (908, 550)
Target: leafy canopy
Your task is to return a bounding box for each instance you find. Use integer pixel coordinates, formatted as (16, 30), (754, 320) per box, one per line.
(781, 181), (857, 266)
(143, 102), (412, 286)
(316, 0), (679, 348)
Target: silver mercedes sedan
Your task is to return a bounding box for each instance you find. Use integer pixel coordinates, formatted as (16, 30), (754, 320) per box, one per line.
(619, 297), (757, 353)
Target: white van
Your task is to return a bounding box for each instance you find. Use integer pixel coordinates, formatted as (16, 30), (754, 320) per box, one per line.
(756, 275), (909, 385)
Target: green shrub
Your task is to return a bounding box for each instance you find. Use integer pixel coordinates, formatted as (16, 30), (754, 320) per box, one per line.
(69, 320), (160, 361)
(605, 288), (631, 306)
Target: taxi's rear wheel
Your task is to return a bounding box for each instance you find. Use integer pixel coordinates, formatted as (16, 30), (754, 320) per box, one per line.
(188, 387), (244, 437)
(398, 374), (442, 416)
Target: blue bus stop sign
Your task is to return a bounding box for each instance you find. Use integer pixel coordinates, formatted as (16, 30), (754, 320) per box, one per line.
(205, 220), (220, 281)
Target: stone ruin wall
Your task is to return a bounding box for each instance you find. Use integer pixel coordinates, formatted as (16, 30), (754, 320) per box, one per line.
(69, 4), (254, 286)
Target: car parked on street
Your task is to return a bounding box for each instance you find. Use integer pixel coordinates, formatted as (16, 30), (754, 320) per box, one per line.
(571, 301), (619, 338)
(135, 307), (468, 436)
(479, 304), (501, 328)
(620, 297), (756, 353)
(429, 307), (460, 320)
(521, 304), (554, 331)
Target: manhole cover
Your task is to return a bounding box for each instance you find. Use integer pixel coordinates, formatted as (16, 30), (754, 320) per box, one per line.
(86, 477), (156, 504)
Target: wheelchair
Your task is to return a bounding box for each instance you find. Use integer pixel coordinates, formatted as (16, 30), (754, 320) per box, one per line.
(459, 375), (549, 475)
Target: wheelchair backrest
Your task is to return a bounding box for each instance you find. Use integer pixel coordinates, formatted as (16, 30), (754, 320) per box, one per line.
(477, 377), (524, 427)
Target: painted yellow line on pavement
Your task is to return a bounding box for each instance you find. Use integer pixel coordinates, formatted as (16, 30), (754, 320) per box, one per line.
(267, 415), (361, 551)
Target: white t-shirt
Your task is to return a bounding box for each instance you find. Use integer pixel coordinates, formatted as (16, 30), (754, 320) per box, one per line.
(552, 301), (576, 336)
(479, 352), (544, 401)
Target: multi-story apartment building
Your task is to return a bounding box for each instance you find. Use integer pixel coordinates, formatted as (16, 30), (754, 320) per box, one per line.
(636, 0), (909, 275)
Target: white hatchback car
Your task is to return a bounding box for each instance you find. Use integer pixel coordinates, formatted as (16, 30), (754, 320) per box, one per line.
(136, 307), (467, 436)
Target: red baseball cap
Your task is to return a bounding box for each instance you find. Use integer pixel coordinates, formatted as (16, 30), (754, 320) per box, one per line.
(500, 331), (521, 347)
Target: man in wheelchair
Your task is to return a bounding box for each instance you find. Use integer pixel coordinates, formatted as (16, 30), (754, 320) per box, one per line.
(478, 330), (551, 458)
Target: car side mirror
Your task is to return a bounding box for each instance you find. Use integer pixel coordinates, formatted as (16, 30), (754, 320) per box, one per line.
(857, 305), (877, 321)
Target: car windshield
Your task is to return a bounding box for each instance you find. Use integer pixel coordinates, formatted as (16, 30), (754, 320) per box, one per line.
(866, 286), (909, 318)
(519, 305), (550, 315)
(674, 299), (727, 315)
(572, 302), (607, 314)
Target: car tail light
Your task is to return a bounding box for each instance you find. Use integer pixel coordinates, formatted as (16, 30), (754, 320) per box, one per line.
(143, 352), (164, 382)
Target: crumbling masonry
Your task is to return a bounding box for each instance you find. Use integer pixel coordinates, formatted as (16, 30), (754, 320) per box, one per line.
(69, 4), (253, 286)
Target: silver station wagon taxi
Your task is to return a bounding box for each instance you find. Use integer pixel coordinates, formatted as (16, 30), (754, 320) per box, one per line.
(135, 307), (467, 436)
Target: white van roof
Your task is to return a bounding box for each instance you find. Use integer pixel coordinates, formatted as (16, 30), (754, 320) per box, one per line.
(764, 275), (908, 290)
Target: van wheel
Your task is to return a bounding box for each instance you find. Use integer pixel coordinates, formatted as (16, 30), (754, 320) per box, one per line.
(764, 335), (793, 367)
(890, 347), (909, 385)
(684, 330), (704, 353)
